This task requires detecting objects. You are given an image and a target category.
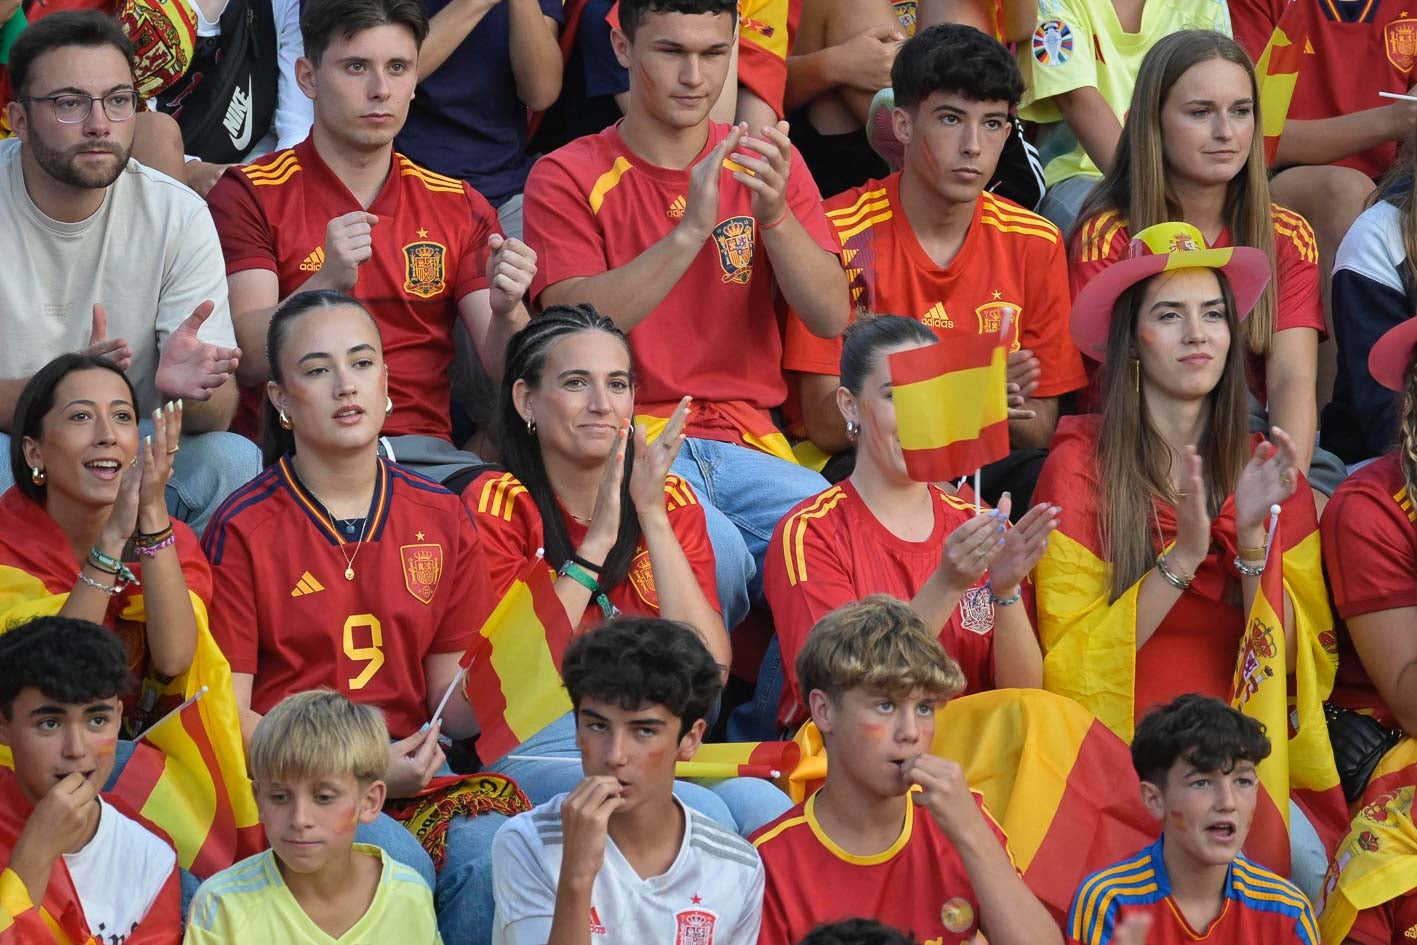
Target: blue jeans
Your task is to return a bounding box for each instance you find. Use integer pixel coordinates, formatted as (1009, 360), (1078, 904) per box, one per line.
(1035, 173), (1101, 233)
(671, 437), (827, 620)
(491, 712), (793, 837)
(0, 428), (259, 538)
(356, 769), (507, 945)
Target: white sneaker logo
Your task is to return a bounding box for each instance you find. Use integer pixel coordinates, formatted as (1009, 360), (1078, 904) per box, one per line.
(223, 78), (253, 152)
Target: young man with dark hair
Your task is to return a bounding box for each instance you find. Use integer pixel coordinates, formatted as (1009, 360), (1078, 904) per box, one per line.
(491, 617), (765, 945)
(0, 616), (180, 943)
(0, 10), (255, 535)
(788, 24), (1085, 508)
(1067, 694), (1319, 945)
(752, 596), (1060, 945)
(796, 918), (921, 945)
(207, 0), (537, 485)
(523, 0), (848, 636)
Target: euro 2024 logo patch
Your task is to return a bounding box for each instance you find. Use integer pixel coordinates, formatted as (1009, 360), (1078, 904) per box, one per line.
(713, 216), (756, 285)
(1032, 20), (1073, 66)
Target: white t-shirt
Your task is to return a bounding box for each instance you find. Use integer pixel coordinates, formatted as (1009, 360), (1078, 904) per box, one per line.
(492, 793), (765, 945)
(0, 137), (236, 413)
(63, 798), (176, 944)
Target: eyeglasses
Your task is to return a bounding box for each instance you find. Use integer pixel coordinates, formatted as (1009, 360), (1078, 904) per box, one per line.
(20, 90), (140, 124)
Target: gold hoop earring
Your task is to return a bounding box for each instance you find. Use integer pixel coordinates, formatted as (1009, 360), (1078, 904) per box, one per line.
(30, 466), (44, 486)
(278, 408), (292, 431)
(1132, 358), (1140, 395)
(385, 396), (394, 417)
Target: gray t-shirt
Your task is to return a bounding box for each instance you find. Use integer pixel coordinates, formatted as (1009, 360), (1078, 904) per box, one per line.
(0, 137), (236, 412)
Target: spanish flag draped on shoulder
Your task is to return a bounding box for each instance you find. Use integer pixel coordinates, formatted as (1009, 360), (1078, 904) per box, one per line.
(1255, 24), (1309, 165)
(1230, 511), (1345, 876)
(460, 554), (575, 764)
(1319, 739), (1417, 943)
(0, 493), (261, 880)
(888, 329), (1009, 484)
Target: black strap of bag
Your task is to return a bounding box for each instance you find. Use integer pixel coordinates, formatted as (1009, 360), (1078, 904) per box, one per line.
(1325, 701), (1403, 803)
(158, 0), (277, 164)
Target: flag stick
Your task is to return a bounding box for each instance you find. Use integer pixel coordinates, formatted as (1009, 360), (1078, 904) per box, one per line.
(429, 666), (467, 730)
(1381, 91), (1417, 102)
(1264, 504), (1281, 565)
(505, 755), (582, 764)
(132, 686), (207, 743)
(974, 468), (982, 514)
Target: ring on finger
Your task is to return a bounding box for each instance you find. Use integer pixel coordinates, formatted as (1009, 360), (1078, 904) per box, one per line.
(1279, 474), (1292, 487)
(166, 446), (180, 455)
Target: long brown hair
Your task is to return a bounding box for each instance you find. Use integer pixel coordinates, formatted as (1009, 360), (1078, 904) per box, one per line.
(1098, 270), (1252, 601)
(1400, 358), (1417, 505)
(1375, 126), (1417, 272)
(1073, 30), (1278, 359)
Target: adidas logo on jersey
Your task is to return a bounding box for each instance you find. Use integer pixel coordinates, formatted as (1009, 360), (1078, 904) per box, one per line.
(299, 247), (326, 272)
(290, 571), (326, 597)
(1405, 925), (1417, 939)
(921, 301), (954, 329)
(667, 195), (686, 219)
(588, 906), (607, 935)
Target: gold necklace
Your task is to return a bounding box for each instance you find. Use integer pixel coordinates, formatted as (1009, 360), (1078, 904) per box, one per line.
(338, 516), (369, 581)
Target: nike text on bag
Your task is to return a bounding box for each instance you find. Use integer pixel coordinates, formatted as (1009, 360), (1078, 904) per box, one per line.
(158, 0), (276, 164)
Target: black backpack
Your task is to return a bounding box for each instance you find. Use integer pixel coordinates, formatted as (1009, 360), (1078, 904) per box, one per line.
(158, 0), (277, 164)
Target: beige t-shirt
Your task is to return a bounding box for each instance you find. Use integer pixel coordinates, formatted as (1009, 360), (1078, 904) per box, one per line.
(0, 137), (236, 412)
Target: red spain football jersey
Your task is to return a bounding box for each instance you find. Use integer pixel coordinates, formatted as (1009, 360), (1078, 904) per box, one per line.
(782, 173), (1087, 399)
(1320, 452), (1415, 729)
(206, 137), (497, 441)
(1229, 0), (1413, 179)
(1071, 206), (1324, 404)
(465, 470), (720, 629)
(1348, 883), (1417, 945)
(202, 456), (489, 738)
(752, 790), (1013, 945)
(523, 121), (839, 441)
(764, 479), (997, 730)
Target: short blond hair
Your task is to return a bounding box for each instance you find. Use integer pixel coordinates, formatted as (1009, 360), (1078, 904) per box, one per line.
(249, 690), (389, 786)
(797, 596), (965, 702)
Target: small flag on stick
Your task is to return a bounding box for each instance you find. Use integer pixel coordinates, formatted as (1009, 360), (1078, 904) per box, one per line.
(889, 333), (1009, 483)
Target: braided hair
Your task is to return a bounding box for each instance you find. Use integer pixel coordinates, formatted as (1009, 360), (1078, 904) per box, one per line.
(497, 305), (642, 590)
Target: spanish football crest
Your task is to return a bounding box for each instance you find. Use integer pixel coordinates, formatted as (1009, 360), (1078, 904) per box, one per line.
(1032, 20), (1073, 66)
(975, 299), (1021, 351)
(959, 586), (995, 636)
(1168, 231), (1200, 252)
(401, 542), (444, 604)
(713, 216), (756, 285)
(893, 0), (917, 33)
(674, 909), (716, 945)
(941, 897), (976, 934)
(403, 239), (448, 298)
(1387, 17), (1417, 73)
(628, 548), (659, 609)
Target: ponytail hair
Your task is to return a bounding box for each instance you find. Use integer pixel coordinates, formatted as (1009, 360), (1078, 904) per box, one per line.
(839, 314), (940, 396)
(262, 290), (380, 467)
(496, 305), (642, 591)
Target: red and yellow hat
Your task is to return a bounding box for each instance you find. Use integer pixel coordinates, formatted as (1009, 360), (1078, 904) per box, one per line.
(1367, 316), (1417, 392)
(1070, 221), (1272, 362)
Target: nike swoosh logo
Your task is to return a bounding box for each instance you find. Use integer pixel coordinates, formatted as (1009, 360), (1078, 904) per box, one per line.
(227, 78), (253, 151)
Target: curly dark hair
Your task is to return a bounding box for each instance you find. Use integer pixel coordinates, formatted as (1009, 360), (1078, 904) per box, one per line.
(797, 920), (919, 945)
(1131, 693), (1271, 787)
(0, 617), (131, 718)
(561, 616), (722, 738)
(892, 23), (1024, 109)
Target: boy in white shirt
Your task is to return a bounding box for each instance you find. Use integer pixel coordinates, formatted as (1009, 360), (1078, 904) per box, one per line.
(492, 617), (764, 945)
(0, 616), (180, 944)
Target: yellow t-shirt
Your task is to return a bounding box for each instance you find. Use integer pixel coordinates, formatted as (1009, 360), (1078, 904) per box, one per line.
(1017, 0), (1231, 186)
(185, 844), (441, 945)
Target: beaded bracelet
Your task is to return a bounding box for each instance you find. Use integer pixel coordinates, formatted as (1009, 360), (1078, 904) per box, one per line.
(1155, 551), (1193, 591)
(1233, 555), (1265, 577)
(986, 580), (1023, 606)
(135, 534), (177, 558)
(77, 571), (120, 596)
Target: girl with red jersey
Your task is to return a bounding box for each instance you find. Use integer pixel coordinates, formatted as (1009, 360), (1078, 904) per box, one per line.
(1069, 32), (1326, 481)
(0, 353), (199, 736)
(764, 314), (1055, 731)
(1035, 221), (1328, 737)
(469, 304), (790, 835)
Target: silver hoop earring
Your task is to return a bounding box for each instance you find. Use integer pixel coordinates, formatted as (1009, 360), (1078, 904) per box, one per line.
(525, 415), (537, 436)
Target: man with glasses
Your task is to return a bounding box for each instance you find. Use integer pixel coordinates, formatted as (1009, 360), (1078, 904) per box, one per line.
(0, 10), (257, 535)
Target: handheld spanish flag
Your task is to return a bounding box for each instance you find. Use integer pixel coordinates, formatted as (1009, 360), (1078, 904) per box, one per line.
(888, 331), (1009, 484)
(675, 741), (802, 781)
(1319, 739), (1417, 943)
(110, 628), (266, 879)
(461, 554), (575, 764)
(1255, 25), (1308, 166)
